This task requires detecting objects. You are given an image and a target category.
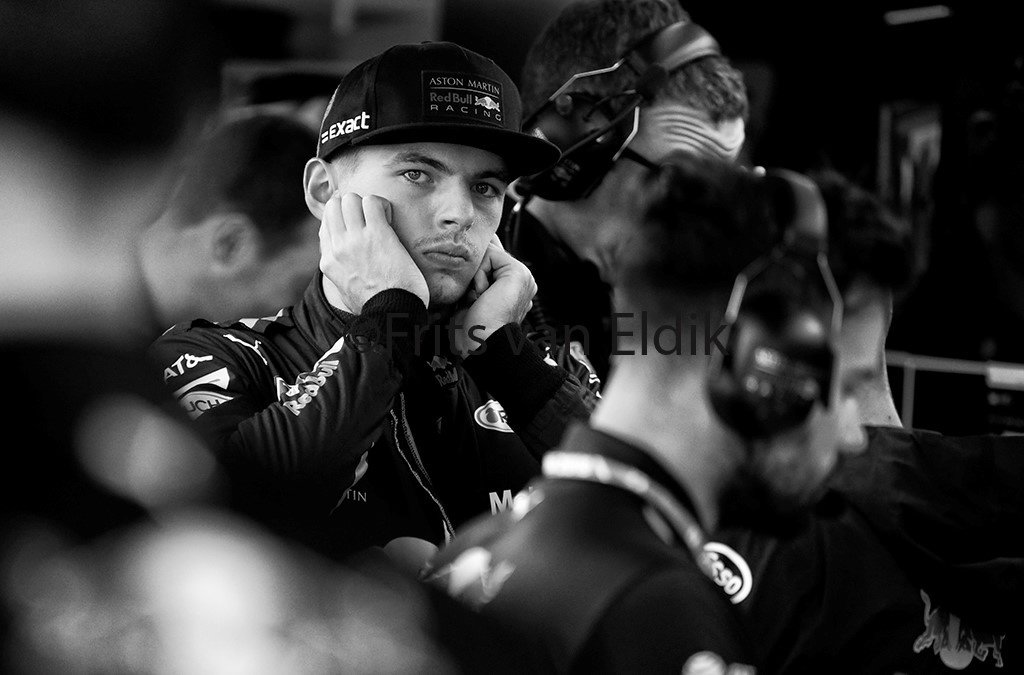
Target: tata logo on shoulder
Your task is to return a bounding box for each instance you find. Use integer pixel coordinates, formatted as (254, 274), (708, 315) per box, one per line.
(701, 541), (753, 605)
(320, 112), (370, 144)
(474, 400), (513, 433)
(163, 353), (213, 382)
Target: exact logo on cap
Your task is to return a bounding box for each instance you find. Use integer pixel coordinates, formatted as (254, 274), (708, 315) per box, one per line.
(320, 111), (371, 146)
(424, 71), (504, 125)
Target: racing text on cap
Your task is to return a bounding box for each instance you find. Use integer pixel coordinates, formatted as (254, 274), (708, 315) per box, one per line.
(423, 71), (504, 125)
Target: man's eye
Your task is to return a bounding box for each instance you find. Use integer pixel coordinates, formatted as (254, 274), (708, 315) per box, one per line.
(474, 182), (500, 197)
(402, 170), (425, 182)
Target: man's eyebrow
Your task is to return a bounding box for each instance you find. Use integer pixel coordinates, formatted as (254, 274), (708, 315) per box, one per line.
(386, 151), (510, 184)
(475, 167), (512, 184)
(386, 152), (453, 175)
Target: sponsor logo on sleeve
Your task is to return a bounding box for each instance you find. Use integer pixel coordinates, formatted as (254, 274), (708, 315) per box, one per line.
(162, 353), (213, 382)
(172, 367), (233, 419)
(474, 399), (513, 433)
(222, 333), (268, 366)
(700, 541), (753, 605)
(913, 589), (1005, 670)
(423, 71), (504, 125)
(275, 358), (340, 416)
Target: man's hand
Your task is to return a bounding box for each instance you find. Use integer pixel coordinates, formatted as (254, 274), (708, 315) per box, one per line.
(451, 236), (537, 358)
(319, 192), (429, 313)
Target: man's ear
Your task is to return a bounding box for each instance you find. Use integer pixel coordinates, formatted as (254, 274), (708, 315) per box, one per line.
(209, 213), (259, 274)
(303, 157), (335, 220)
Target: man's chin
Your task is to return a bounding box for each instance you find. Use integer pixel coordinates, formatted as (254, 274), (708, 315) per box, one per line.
(716, 465), (819, 537)
(426, 276), (471, 309)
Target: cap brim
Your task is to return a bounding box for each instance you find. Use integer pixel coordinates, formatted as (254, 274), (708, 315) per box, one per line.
(346, 123), (561, 178)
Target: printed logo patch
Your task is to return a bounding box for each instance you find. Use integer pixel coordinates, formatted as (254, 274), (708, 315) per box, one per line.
(319, 111), (370, 145)
(701, 541), (753, 605)
(163, 353), (213, 382)
(474, 399), (513, 433)
(913, 589), (1005, 670)
(179, 390), (234, 419)
(423, 71), (504, 126)
(173, 366), (233, 419)
(275, 358), (340, 416)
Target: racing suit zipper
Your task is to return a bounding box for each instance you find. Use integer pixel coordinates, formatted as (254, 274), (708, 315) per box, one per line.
(391, 392), (455, 543)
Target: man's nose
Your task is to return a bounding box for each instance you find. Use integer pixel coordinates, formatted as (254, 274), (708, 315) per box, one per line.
(837, 397), (868, 455)
(434, 182), (476, 232)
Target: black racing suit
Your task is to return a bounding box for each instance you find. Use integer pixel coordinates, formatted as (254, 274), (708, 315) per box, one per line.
(705, 426), (1023, 674)
(503, 199), (612, 387)
(426, 423), (757, 674)
(148, 274), (597, 561)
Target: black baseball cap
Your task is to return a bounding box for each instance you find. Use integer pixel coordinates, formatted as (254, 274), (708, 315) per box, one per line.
(316, 41), (560, 177)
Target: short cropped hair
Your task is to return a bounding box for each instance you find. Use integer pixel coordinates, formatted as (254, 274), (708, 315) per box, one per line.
(809, 169), (918, 301)
(615, 151), (774, 323)
(166, 113), (317, 251)
(520, 0), (748, 123)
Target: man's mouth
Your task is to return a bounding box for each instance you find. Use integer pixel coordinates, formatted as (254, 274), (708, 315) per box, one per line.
(422, 244), (471, 266)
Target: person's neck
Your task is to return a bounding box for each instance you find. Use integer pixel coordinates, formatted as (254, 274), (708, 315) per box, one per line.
(589, 362), (737, 531)
(138, 216), (194, 329)
(526, 195), (608, 267)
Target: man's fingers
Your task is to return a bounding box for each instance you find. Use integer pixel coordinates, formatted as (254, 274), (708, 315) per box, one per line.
(362, 194), (393, 229)
(473, 265), (490, 296)
(339, 192), (366, 231)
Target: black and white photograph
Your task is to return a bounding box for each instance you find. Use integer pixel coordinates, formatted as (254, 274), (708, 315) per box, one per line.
(1, 1), (1021, 673)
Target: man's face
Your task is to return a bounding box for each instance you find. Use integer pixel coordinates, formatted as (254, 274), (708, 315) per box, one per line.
(239, 215), (322, 318)
(330, 142), (509, 306)
(837, 284), (902, 427)
(718, 298), (879, 532)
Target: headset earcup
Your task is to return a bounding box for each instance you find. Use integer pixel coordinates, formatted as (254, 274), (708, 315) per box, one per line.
(708, 298), (833, 439)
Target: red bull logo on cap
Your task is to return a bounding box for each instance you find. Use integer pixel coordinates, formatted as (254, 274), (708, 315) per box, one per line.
(424, 71), (504, 124)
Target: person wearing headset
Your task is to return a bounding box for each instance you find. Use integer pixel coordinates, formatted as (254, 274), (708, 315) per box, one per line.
(504, 0), (748, 385)
(704, 169), (1024, 674)
(425, 153), (867, 674)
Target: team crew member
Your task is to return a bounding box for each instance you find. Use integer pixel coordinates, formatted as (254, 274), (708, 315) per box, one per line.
(505, 0), (749, 383)
(139, 112), (322, 331)
(705, 170), (1023, 673)
(427, 154), (867, 673)
(149, 41), (596, 568)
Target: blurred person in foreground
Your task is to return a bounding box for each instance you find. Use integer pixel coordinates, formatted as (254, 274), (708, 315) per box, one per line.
(504, 0), (749, 384)
(139, 111), (321, 330)
(148, 40), (596, 573)
(427, 153), (868, 673)
(704, 169), (1024, 674)
(0, 2), (454, 672)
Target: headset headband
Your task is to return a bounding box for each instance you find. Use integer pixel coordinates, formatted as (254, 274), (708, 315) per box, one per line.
(515, 20), (723, 201)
